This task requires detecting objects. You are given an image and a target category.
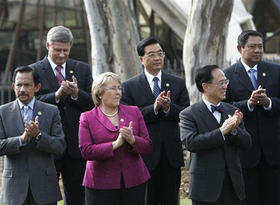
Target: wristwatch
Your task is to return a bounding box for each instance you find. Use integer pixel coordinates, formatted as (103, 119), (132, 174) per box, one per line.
(35, 132), (42, 141)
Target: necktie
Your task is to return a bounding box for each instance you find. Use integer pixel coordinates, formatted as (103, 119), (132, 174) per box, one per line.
(23, 105), (30, 122)
(55, 65), (64, 85)
(153, 77), (161, 98)
(248, 68), (257, 90)
(211, 104), (224, 113)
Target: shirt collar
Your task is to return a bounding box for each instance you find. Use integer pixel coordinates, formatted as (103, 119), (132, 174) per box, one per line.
(241, 58), (258, 72)
(47, 56), (66, 72)
(144, 69), (162, 84)
(17, 97), (35, 110)
(202, 96), (221, 113)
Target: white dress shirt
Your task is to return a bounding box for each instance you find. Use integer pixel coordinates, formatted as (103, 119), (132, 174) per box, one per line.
(48, 56), (66, 78)
(202, 97), (222, 124)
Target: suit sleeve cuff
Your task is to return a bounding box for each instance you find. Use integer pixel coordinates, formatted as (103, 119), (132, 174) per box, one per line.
(264, 98), (272, 110)
(219, 129), (226, 141)
(19, 138), (26, 147)
(247, 100), (254, 112)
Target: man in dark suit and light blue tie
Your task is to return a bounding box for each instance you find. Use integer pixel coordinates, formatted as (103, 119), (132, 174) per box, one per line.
(179, 65), (251, 205)
(224, 30), (280, 205)
(30, 26), (93, 204)
(122, 37), (190, 204)
(0, 66), (66, 205)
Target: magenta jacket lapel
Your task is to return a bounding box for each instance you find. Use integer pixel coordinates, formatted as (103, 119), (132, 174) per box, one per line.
(118, 104), (131, 128)
(95, 107), (118, 132)
(95, 105), (130, 131)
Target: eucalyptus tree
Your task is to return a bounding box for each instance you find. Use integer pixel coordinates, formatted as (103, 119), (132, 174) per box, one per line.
(183, 0), (234, 103)
(83, 0), (142, 80)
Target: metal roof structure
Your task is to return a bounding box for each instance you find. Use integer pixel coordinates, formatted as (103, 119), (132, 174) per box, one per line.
(0, 0), (90, 84)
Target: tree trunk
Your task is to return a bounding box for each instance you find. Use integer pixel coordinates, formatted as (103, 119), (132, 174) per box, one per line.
(242, 0), (256, 13)
(83, 0), (142, 80)
(183, 0), (233, 104)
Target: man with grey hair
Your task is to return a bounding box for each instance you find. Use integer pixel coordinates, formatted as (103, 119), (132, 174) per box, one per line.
(30, 25), (94, 205)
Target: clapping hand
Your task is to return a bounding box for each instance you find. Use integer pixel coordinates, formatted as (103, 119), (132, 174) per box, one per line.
(21, 116), (40, 143)
(25, 116), (40, 138)
(154, 91), (171, 112)
(248, 85), (270, 108)
(112, 132), (125, 150)
(66, 75), (79, 98)
(112, 121), (135, 150)
(161, 91), (171, 111)
(120, 121), (135, 145)
(55, 75), (79, 99)
(220, 110), (243, 135)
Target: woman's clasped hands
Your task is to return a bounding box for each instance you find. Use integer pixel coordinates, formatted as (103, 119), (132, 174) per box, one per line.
(112, 121), (135, 150)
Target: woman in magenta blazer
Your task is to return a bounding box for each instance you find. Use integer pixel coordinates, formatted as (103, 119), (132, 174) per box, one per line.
(79, 72), (152, 205)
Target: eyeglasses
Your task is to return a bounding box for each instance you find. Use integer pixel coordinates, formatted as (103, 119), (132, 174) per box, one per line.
(144, 51), (165, 58)
(211, 79), (229, 87)
(106, 87), (122, 92)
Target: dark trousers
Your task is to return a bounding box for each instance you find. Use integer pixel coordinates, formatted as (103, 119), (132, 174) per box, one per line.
(23, 185), (57, 205)
(243, 154), (280, 205)
(55, 152), (86, 205)
(147, 150), (181, 205)
(192, 170), (242, 205)
(85, 182), (146, 205)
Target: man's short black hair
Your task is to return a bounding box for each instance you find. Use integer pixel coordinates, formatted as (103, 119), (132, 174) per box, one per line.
(195, 65), (220, 93)
(238, 30), (263, 48)
(137, 36), (164, 56)
(12, 66), (40, 86)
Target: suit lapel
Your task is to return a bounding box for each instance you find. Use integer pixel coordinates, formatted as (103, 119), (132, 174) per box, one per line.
(95, 107), (118, 132)
(41, 57), (60, 90)
(257, 61), (269, 88)
(10, 101), (25, 134)
(118, 105), (130, 128)
(65, 59), (76, 82)
(198, 101), (221, 130)
(220, 102), (230, 125)
(33, 100), (43, 123)
(235, 60), (255, 92)
(161, 71), (171, 93)
(139, 73), (155, 101)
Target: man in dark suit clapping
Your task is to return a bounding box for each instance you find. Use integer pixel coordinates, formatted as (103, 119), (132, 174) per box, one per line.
(179, 65), (251, 205)
(30, 26), (93, 205)
(122, 37), (190, 205)
(224, 30), (280, 205)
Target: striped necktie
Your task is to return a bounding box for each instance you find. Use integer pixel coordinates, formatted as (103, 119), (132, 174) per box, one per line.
(248, 68), (257, 90)
(153, 77), (161, 98)
(23, 105), (30, 122)
(55, 65), (64, 85)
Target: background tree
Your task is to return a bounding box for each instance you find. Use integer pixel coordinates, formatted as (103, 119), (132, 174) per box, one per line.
(183, 0), (234, 104)
(83, 0), (142, 80)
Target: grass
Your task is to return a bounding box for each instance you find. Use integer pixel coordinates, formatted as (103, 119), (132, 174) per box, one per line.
(180, 198), (192, 205)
